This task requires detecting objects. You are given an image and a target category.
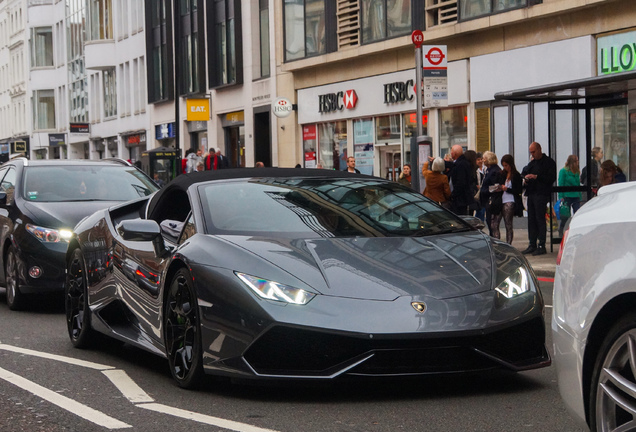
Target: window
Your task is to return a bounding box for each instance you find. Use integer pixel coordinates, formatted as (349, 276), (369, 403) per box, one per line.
(208, 0), (242, 87)
(31, 27), (54, 68)
(439, 106), (468, 157)
(259, 0), (270, 78)
(284, 0), (325, 61)
(33, 90), (56, 130)
(103, 68), (117, 118)
(146, 0), (172, 102)
(361, 0), (411, 44)
(460, 0), (527, 20)
(178, 0), (202, 94)
(89, 0), (113, 40)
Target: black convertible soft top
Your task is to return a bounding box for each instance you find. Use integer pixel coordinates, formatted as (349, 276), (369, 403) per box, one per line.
(146, 167), (371, 221)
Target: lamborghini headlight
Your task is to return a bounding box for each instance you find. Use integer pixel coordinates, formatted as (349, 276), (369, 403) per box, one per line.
(236, 272), (316, 305)
(495, 266), (530, 299)
(26, 224), (73, 243)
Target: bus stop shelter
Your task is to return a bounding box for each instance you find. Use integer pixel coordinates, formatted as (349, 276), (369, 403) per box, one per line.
(494, 70), (636, 248)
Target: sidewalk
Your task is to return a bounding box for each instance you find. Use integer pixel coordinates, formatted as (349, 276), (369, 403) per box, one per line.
(496, 217), (558, 278)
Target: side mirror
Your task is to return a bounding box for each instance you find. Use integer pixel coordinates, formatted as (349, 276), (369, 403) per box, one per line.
(116, 219), (166, 257)
(459, 215), (486, 231)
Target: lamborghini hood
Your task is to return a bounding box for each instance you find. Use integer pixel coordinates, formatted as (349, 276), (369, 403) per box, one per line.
(224, 232), (494, 301)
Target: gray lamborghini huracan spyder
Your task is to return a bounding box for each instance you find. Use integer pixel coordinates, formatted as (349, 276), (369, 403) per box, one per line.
(65, 168), (550, 388)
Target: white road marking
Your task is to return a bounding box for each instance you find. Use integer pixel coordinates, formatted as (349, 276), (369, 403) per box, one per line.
(0, 366), (131, 429)
(0, 343), (114, 370)
(138, 403), (279, 432)
(102, 369), (154, 403)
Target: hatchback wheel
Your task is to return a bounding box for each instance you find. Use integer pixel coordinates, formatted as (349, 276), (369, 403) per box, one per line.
(65, 248), (94, 348)
(5, 245), (25, 310)
(164, 268), (203, 389)
(590, 313), (636, 431)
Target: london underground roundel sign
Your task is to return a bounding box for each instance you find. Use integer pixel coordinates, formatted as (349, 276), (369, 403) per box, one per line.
(272, 97), (293, 118)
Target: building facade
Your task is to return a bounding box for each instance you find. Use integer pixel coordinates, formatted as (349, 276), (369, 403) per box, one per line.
(276, 0), (635, 186)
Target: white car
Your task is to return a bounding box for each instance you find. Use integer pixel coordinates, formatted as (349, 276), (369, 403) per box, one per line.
(553, 181), (636, 432)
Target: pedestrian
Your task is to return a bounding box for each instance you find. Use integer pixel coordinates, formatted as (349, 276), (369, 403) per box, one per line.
(153, 173), (166, 188)
(185, 148), (202, 173)
(464, 150), (480, 215)
(447, 144), (473, 215)
(255, 161), (265, 168)
(479, 151), (502, 237)
(398, 164), (412, 187)
(599, 159), (625, 188)
(557, 155), (582, 237)
(215, 147), (230, 169)
(498, 154), (523, 244)
(474, 152), (486, 222)
(196, 162), (204, 172)
(422, 157), (451, 209)
(581, 146), (603, 193)
(521, 142), (557, 256)
(344, 156), (360, 173)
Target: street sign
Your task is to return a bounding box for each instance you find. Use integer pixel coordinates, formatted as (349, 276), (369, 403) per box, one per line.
(421, 45), (448, 108)
(411, 30), (424, 48)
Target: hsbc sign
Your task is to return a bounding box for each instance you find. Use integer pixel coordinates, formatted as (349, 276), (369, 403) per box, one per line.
(318, 89), (358, 113)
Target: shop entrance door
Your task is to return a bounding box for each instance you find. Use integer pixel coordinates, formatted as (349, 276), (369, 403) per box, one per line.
(226, 126), (245, 168)
(377, 145), (402, 181)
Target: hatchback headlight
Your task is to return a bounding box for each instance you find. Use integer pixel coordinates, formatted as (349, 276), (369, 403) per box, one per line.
(236, 272), (316, 305)
(495, 266), (530, 299)
(26, 224), (73, 243)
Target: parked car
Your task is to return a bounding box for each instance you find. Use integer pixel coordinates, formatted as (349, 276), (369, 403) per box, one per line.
(553, 181), (636, 431)
(65, 168), (550, 388)
(0, 158), (158, 310)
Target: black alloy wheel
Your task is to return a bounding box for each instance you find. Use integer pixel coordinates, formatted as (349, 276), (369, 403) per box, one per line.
(589, 312), (636, 431)
(5, 245), (24, 310)
(164, 268), (204, 389)
(65, 248), (94, 348)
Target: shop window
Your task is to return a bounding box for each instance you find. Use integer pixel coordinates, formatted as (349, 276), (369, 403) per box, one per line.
(439, 106), (467, 157)
(459, 0), (527, 21)
(32, 90), (56, 130)
(284, 0), (326, 61)
(319, 121), (347, 171)
(375, 114), (401, 144)
(361, 0), (411, 44)
(31, 27), (53, 68)
(354, 118), (374, 176)
(599, 105), (629, 181)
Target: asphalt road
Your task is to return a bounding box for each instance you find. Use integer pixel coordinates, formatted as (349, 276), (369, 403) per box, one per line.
(0, 282), (587, 432)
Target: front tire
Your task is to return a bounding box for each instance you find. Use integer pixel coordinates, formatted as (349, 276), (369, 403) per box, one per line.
(65, 248), (94, 348)
(164, 268), (204, 389)
(589, 313), (636, 431)
(5, 245), (25, 310)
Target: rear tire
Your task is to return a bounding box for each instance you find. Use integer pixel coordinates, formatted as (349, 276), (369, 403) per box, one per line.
(5, 245), (25, 311)
(589, 312), (636, 431)
(164, 268), (204, 389)
(65, 248), (94, 348)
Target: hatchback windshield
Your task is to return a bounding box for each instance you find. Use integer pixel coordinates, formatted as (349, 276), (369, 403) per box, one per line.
(23, 166), (159, 202)
(199, 177), (470, 238)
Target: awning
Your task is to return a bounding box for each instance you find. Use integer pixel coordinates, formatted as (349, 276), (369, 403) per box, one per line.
(494, 70), (636, 103)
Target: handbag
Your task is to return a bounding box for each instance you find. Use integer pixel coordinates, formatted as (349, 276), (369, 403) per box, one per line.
(559, 199), (571, 218)
(489, 192), (503, 215)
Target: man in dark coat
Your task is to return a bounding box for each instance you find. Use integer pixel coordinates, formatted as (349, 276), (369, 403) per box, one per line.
(521, 142), (557, 256)
(448, 145), (472, 215)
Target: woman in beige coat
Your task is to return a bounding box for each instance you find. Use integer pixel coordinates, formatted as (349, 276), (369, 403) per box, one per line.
(422, 157), (451, 208)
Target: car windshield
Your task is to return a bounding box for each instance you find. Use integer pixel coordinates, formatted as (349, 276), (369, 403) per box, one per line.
(23, 165), (159, 202)
(199, 177), (471, 238)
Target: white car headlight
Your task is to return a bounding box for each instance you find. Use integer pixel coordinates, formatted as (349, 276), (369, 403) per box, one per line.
(236, 273), (316, 305)
(495, 266), (530, 299)
(26, 224), (73, 243)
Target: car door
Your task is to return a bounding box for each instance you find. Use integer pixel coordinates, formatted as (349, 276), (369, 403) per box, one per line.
(0, 166), (16, 283)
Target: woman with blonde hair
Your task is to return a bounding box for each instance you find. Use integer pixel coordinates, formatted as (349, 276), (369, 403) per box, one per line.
(422, 157), (451, 208)
(479, 151), (502, 238)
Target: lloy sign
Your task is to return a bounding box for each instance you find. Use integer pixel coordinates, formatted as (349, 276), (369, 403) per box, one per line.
(598, 31), (636, 75)
(272, 97), (293, 118)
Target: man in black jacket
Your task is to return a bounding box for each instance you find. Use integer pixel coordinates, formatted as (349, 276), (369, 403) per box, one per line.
(448, 145), (472, 215)
(521, 142), (557, 256)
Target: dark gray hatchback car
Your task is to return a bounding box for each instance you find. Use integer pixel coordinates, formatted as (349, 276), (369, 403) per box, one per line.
(0, 158), (158, 310)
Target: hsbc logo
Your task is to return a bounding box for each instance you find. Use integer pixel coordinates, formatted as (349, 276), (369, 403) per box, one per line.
(343, 90), (357, 109)
(318, 90), (357, 113)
